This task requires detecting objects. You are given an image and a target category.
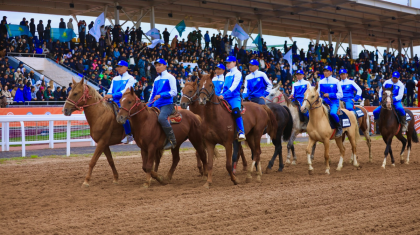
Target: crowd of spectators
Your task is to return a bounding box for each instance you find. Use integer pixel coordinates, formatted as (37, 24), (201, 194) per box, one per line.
(1, 15), (420, 107)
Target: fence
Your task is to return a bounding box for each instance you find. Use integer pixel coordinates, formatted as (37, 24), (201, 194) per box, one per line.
(1, 114), (94, 157)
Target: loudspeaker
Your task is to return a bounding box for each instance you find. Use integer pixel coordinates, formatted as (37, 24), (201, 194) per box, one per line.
(239, 20), (244, 23)
(168, 13), (173, 18)
(116, 6), (122, 10)
(69, 3), (74, 8)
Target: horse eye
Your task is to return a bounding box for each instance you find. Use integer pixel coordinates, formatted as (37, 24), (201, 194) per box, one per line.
(189, 90), (192, 93)
(128, 101), (132, 104)
(73, 93), (77, 96)
(312, 95), (314, 98)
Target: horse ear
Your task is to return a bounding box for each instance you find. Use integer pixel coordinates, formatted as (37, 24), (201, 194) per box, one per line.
(130, 87), (134, 95)
(313, 83), (318, 92)
(198, 71), (202, 79)
(81, 77), (85, 85)
(210, 71), (215, 79)
(72, 77), (77, 84)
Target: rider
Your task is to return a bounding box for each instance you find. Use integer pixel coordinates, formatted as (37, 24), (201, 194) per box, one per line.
(148, 58), (178, 150)
(339, 69), (362, 115)
(318, 65), (344, 138)
(212, 63), (225, 96)
(243, 59), (272, 105)
(373, 71), (407, 132)
(104, 60), (136, 144)
(218, 56), (246, 141)
(289, 69), (310, 124)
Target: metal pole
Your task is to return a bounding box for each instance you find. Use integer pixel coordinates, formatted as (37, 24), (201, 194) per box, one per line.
(114, 4), (120, 25)
(20, 121), (25, 157)
(258, 19), (262, 38)
(223, 19), (230, 37)
(316, 30), (321, 46)
(349, 31), (353, 59)
(410, 40), (414, 59)
(49, 121), (54, 148)
(66, 121), (71, 157)
(334, 33), (341, 57)
(243, 21), (251, 48)
(150, 6), (155, 29)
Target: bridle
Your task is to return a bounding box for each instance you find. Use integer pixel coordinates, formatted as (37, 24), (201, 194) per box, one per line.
(119, 96), (155, 118)
(65, 84), (104, 110)
(199, 83), (220, 105)
(182, 85), (199, 105)
(264, 92), (285, 104)
(381, 92), (393, 110)
(303, 96), (322, 110)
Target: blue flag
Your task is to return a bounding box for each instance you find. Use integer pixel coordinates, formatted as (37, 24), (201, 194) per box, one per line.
(50, 28), (76, 42)
(253, 34), (262, 52)
(175, 20), (186, 37)
(5, 24), (33, 37)
(231, 24), (249, 41)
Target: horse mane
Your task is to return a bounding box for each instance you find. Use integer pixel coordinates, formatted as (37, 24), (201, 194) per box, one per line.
(85, 84), (113, 112)
(281, 91), (293, 107)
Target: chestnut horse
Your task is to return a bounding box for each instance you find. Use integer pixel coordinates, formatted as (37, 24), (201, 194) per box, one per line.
(196, 72), (277, 187)
(378, 87), (418, 169)
(116, 88), (208, 188)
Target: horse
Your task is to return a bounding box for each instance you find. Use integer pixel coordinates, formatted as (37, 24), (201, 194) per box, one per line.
(265, 85), (317, 165)
(301, 84), (360, 175)
(116, 88), (208, 188)
(195, 72), (277, 187)
(63, 78), (123, 187)
(180, 81), (248, 174)
(377, 87), (419, 169)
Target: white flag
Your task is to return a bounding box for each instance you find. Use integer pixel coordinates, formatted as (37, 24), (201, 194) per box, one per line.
(89, 12), (105, 42)
(146, 28), (160, 39)
(231, 24), (249, 41)
(284, 49), (293, 75)
(148, 39), (164, 48)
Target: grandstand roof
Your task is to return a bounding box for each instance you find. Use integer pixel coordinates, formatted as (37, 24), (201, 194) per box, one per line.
(2, 0), (420, 48)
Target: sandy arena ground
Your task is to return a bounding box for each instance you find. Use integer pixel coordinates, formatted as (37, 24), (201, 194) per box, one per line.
(1, 138), (420, 234)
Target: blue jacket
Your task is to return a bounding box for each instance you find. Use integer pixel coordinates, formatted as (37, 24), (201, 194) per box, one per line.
(204, 33), (210, 42)
(212, 74), (225, 97)
(23, 86), (32, 101)
(148, 70), (177, 108)
(318, 75), (343, 105)
(14, 89), (25, 103)
(107, 72), (136, 105)
(221, 67), (242, 100)
(379, 79), (404, 102)
(340, 78), (362, 101)
(243, 70), (272, 99)
(291, 79), (311, 99)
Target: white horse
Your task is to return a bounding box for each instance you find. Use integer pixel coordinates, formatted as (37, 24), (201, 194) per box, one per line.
(265, 84), (317, 165)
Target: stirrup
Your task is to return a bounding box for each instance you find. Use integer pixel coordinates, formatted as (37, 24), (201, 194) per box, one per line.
(238, 133), (246, 142)
(121, 134), (134, 144)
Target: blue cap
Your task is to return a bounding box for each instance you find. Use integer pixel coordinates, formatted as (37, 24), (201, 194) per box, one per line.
(323, 65), (332, 72)
(155, 58), (167, 65)
(339, 69), (347, 74)
(249, 59), (259, 66)
(295, 70), (304, 75)
(117, 60), (128, 67)
(226, 56), (237, 63)
(216, 63), (225, 70)
(392, 71), (400, 78)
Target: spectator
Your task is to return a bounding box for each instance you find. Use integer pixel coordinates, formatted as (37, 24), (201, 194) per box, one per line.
(59, 18), (66, 28)
(67, 18), (74, 30)
(37, 20), (44, 41)
(30, 86), (37, 101)
(14, 84), (25, 103)
(36, 87), (45, 101)
(44, 86), (54, 100)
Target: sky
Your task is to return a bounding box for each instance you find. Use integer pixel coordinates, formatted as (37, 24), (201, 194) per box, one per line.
(1, 0), (419, 59)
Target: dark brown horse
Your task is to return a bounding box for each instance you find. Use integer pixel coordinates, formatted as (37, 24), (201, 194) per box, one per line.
(378, 87), (418, 169)
(63, 78), (122, 187)
(116, 88), (208, 188)
(194, 72), (277, 187)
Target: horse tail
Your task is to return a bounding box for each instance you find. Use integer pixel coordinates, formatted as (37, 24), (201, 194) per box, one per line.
(282, 106), (293, 141)
(354, 113), (360, 142)
(263, 105), (278, 140)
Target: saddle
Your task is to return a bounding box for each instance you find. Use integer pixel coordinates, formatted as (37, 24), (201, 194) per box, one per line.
(324, 103), (351, 130)
(151, 105), (183, 124)
(221, 99), (246, 115)
(293, 100), (307, 123)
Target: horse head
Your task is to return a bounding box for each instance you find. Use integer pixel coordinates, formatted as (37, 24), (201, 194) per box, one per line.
(266, 83), (282, 103)
(180, 81), (198, 109)
(301, 83), (320, 113)
(63, 77), (87, 116)
(198, 71), (215, 105)
(381, 86), (393, 110)
(116, 87), (139, 124)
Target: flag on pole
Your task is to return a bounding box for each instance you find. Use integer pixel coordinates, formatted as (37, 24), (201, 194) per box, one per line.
(146, 28), (161, 39)
(231, 24), (249, 41)
(175, 20), (186, 37)
(5, 24), (32, 37)
(148, 39), (164, 48)
(253, 34), (262, 52)
(50, 28), (76, 42)
(89, 12), (105, 42)
(284, 49), (293, 75)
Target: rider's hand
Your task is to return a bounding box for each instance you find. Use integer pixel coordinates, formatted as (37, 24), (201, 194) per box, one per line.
(289, 95), (293, 99)
(104, 94), (113, 99)
(154, 95), (161, 100)
(219, 95), (224, 99)
(323, 93), (329, 98)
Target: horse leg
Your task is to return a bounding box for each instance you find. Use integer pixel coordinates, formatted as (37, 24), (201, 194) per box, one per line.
(103, 146), (119, 184)
(225, 143), (239, 185)
(406, 129), (412, 165)
(347, 130), (359, 168)
(277, 140), (284, 172)
(382, 137), (392, 169)
(323, 139), (331, 175)
(389, 146), (395, 167)
(286, 131), (297, 164)
(334, 137), (345, 171)
(195, 151), (204, 176)
(203, 142), (215, 189)
(82, 142), (105, 187)
(246, 137), (257, 183)
(239, 144), (248, 171)
(266, 140), (278, 173)
(363, 128), (372, 163)
(140, 148), (153, 188)
(306, 138), (316, 175)
(311, 143), (316, 160)
(253, 135), (263, 183)
(153, 149), (162, 172)
(232, 140), (239, 175)
(395, 133), (407, 164)
(161, 147), (180, 183)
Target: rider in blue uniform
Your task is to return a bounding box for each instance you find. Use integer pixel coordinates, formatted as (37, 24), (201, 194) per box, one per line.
(289, 69), (311, 124)
(243, 59), (272, 105)
(148, 58), (178, 149)
(339, 69), (362, 114)
(218, 56), (246, 141)
(105, 60), (136, 144)
(212, 63), (225, 96)
(373, 71), (407, 131)
(318, 65), (344, 138)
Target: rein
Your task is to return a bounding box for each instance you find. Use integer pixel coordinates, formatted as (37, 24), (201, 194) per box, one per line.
(120, 96), (155, 118)
(264, 92), (285, 104)
(182, 86), (199, 104)
(65, 84), (104, 110)
(303, 97), (322, 110)
(199, 87), (220, 105)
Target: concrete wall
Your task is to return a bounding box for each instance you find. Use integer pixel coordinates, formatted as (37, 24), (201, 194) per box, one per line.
(15, 57), (46, 72)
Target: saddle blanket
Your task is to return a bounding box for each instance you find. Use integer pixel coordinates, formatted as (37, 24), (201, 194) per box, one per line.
(355, 107), (364, 118)
(151, 107), (182, 124)
(328, 110), (351, 129)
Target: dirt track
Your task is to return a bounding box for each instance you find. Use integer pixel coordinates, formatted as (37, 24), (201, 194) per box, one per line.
(1, 138), (420, 234)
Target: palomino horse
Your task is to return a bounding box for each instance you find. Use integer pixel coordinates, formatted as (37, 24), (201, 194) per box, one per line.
(378, 87), (418, 169)
(116, 88), (208, 188)
(266, 85), (316, 164)
(63, 78), (123, 187)
(301, 84), (360, 175)
(195, 72), (277, 187)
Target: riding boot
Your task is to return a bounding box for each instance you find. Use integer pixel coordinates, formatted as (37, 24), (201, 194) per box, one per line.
(334, 119), (343, 138)
(400, 115), (408, 132)
(162, 126), (177, 150)
(235, 117), (246, 142)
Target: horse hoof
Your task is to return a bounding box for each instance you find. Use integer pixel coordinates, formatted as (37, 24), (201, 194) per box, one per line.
(156, 176), (168, 185)
(311, 156), (314, 160)
(202, 176), (208, 181)
(285, 159), (291, 164)
(336, 167), (342, 171)
(277, 168), (283, 172)
(203, 182), (211, 189)
(142, 183), (150, 188)
(246, 177), (252, 183)
(349, 159), (353, 164)
(381, 166), (386, 170)
(291, 161), (297, 165)
(81, 182), (89, 188)
(265, 167), (272, 174)
(400, 160), (404, 164)
(113, 180), (119, 185)
(353, 164), (360, 168)
(256, 176), (261, 183)
(392, 164), (395, 167)
(308, 170), (313, 175)
(405, 161), (410, 165)
(233, 179), (239, 185)
(369, 159), (373, 163)
(325, 169), (330, 175)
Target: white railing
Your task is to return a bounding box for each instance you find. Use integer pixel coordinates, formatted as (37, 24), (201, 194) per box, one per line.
(1, 114), (94, 157)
